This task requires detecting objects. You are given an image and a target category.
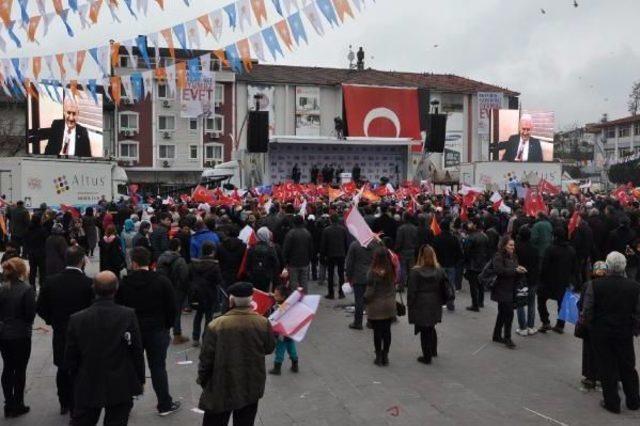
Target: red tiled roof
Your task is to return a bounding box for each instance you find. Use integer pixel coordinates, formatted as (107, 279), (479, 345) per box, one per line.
(236, 64), (519, 96)
(586, 114), (640, 132)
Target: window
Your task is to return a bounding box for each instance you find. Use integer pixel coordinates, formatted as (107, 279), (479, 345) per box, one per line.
(189, 118), (198, 131)
(215, 84), (224, 105)
(210, 58), (222, 71)
(189, 145), (199, 160)
(205, 144), (223, 160)
(158, 115), (175, 131)
(119, 112), (139, 131)
(162, 57), (174, 67)
(618, 127), (630, 138)
(158, 145), (175, 159)
(205, 115), (224, 134)
(634, 123), (640, 136)
(119, 55), (130, 68)
(157, 83), (168, 99)
(119, 142), (138, 159)
(605, 128), (616, 138)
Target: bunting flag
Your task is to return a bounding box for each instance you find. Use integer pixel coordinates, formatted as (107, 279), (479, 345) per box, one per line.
(185, 19), (202, 48)
(27, 16), (41, 42)
(210, 9), (224, 40)
(110, 41), (121, 69)
(107, 0), (122, 23)
(136, 35), (152, 68)
(65, 51), (77, 74)
(143, 71), (153, 97)
(223, 3), (237, 29)
(87, 78), (98, 103)
(130, 72), (143, 101)
(55, 53), (66, 80)
(53, 0), (64, 13)
(148, 31), (160, 60)
(282, 0), (297, 14)
(120, 73), (133, 99)
(250, 0), (267, 26)
(6, 22), (22, 47)
(272, 0), (283, 16)
(164, 64), (176, 96)
(160, 28), (175, 58)
(78, 3), (90, 28)
(0, 0), (12, 25)
(175, 61), (187, 89)
(110, 75), (122, 105)
(224, 43), (242, 73)
(303, 1), (324, 35)
(124, 0), (137, 17)
(69, 79), (80, 99)
(317, 0), (339, 27)
(213, 49), (229, 67)
(351, 0), (363, 11)
(187, 57), (200, 80)
(60, 9), (75, 36)
(41, 11), (55, 35)
(122, 39), (137, 68)
(173, 23), (188, 51)
(236, 38), (252, 71)
(0, 32), (5, 52)
(154, 0), (164, 10)
(275, 19), (294, 51)
(249, 32), (266, 61)
(332, 0), (354, 22)
(237, 0), (252, 32)
(288, 11), (307, 44)
(262, 26), (283, 59)
(197, 14), (213, 35)
(32, 56), (41, 81)
(18, 0), (29, 24)
(89, 0), (103, 23)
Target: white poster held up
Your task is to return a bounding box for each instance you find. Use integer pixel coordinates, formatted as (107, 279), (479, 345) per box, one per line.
(268, 289), (320, 342)
(181, 71), (216, 118)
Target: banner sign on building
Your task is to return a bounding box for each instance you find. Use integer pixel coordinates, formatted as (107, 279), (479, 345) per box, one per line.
(443, 112), (463, 170)
(248, 84), (276, 136)
(342, 84), (422, 141)
(477, 92), (502, 135)
(180, 71), (216, 118)
(295, 86), (321, 137)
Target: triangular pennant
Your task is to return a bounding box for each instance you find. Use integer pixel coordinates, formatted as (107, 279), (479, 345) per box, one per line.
(351, 0), (363, 12)
(275, 19), (294, 51)
(69, 80), (80, 99)
(27, 16), (41, 42)
(251, 0), (267, 27)
(89, 46), (108, 77)
(317, 0), (339, 27)
(5, 22), (22, 48)
(60, 9), (75, 36)
(136, 35), (152, 68)
(148, 32), (160, 62)
(224, 44), (243, 73)
(124, 0), (137, 17)
(55, 53), (66, 79)
(120, 73), (133, 100)
(0, 0), (12, 25)
(282, 0), (297, 14)
(87, 78), (99, 103)
(332, 0), (354, 22)
(262, 26), (283, 59)
(185, 19), (201, 49)
(154, 0), (163, 9)
(213, 49), (229, 67)
(110, 41), (121, 69)
(17, 0), (29, 25)
(137, 0), (149, 15)
(237, 0), (252, 32)
(303, 1), (324, 35)
(130, 72), (144, 101)
(272, 0), (283, 16)
(288, 11), (307, 45)
(18, 57), (31, 81)
(44, 55), (55, 78)
(89, 0), (103, 23)
(223, 3), (237, 29)
(160, 28), (175, 58)
(107, 0), (122, 22)
(11, 58), (24, 82)
(143, 70), (153, 98)
(164, 64), (176, 97)
(110, 75), (122, 105)
(249, 32), (266, 62)
(65, 52), (77, 74)
(53, 0), (63, 14)
(0, 32), (6, 52)
(32, 56), (42, 81)
(41, 12), (56, 36)
(122, 38), (137, 68)
(175, 61), (187, 89)
(236, 38), (253, 71)
(78, 3), (91, 28)
(197, 14), (212, 35)
(102, 77), (112, 101)
(210, 9), (223, 41)
(200, 53), (211, 74)
(173, 24), (188, 51)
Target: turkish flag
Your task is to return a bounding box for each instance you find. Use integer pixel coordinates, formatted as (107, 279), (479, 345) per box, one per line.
(524, 190), (548, 217)
(251, 289), (275, 316)
(343, 85), (421, 140)
(192, 185), (214, 204)
(538, 178), (560, 196)
(568, 211), (581, 238)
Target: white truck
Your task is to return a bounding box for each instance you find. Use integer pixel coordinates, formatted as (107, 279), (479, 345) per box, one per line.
(459, 161), (564, 190)
(0, 157), (128, 208)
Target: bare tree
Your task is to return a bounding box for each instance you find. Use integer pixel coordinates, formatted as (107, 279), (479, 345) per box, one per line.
(629, 80), (640, 116)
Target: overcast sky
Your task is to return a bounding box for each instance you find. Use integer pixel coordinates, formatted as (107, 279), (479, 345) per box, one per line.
(6, 0), (640, 129)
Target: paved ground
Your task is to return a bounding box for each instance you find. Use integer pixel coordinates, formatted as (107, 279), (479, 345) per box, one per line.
(7, 256), (640, 425)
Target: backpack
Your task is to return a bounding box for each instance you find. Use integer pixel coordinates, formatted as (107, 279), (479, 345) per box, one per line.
(478, 258), (497, 290)
(250, 244), (273, 277)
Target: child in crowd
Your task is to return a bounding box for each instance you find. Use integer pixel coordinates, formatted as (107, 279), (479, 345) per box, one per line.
(268, 285), (299, 375)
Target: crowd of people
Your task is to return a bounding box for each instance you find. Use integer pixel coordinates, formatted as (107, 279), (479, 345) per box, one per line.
(0, 184), (639, 424)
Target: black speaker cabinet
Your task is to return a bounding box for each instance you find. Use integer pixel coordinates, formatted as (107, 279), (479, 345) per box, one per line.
(247, 111), (269, 153)
(426, 114), (447, 153)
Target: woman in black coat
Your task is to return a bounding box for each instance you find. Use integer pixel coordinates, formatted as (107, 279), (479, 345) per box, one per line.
(538, 227), (578, 333)
(23, 214), (48, 290)
(0, 258), (36, 418)
(491, 236), (527, 348)
(515, 226), (540, 336)
(190, 242), (224, 346)
(99, 224), (125, 278)
(45, 223), (68, 277)
(408, 245), (452, 364)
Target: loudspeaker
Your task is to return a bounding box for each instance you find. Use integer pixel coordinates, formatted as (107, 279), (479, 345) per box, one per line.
(425, 114), (447, 153)
(247, 111), (269, 153)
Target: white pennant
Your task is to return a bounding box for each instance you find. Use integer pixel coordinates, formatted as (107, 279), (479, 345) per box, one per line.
(210, 9), (223, 41)
(249, 32), (266, 62)
(35, 0), (46, 16)
(42, 12), (56, 36)
(19, 57), (32, 81)
(200, 53), (211, 74)
(143, 70), (154, 98)
(107, 0), (123, 23)
(0, 80), (12, 97)
(351, 0), (363, 12)
(97, 45), (110, 76)
(0, 32), (6, 53)
(139, 0), (149, 14)
(44, 55), (56, 79)
(78, 3), (91, 29)
(236, 0), (252, 32)
(122, 39), (137, 69)
(102, 77), (112, 101)
(165, 64), (177, 98)
(66, 52), (77, 74)
(148, 32), (160, 64)
(185, 19), (201, 49)
(303, 2), (324, 36)
(283, 0), (298, 14)
(120, 74), (133, 100)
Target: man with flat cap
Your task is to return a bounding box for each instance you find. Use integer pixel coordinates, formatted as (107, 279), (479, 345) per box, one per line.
(197, 282), (276, 426)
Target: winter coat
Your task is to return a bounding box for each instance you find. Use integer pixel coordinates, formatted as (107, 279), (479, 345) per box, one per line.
(530, 219), (553, 258)
(121, 230), (137, 268)
(156, 250), (190, 293)
(282, 226), (314, 267)
(197, 307), (276, 413)
(540, 241), (578, 301)
(570, 221), (594, 261)
(395, 223), (419, 258)
(246, 242), (280, 292)
(45, 234), (68, 276)
(364, 271), (397, 320)
(132, 232), (151, 252)
(7, 205), (29, 238)
(99, 236), (125, 276)
(320, 224), (349, 259)
(190, 257), (223, 311)
(150, 225), (170, 261)
(464, 231), (490, 272)
(190, 229), (221, 260)
(372, 214), (398, 245)
(24, 223), (48, 257)
(432, 230), (463, 268)
(0, 280), (36, 340)
(407, 266), (450, 327)
(515, 240), (540, 288)
(491, 252), (519, 304)
(217, 237), (246, 287)
(82, 215), (98, 250)
(345, 240), (382, 285)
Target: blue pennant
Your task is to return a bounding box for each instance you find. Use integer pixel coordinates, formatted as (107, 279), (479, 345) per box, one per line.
(272, 0), (283, 16)
(131, 72), (144, 101)
(136, 36), (151, 68)
(187, 57), (201, 81)
(224, 44), (243, 73)
(288, 12), (308, 45)
(316, 0), (339, 27)
(173, 24), (188, 50)
(87, 79), (99, 104)
(261, 27), (283, 60)
(223, 3), (237, 29)
(124, 0), (137, 17)
(6, 22), (22, 48)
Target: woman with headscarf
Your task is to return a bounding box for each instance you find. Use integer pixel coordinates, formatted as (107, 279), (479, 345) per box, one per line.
(120, 219), (137, 269)
(99, 225), (125, 278)
(246, 227), (280, 292)
(81, 207), (98, 257)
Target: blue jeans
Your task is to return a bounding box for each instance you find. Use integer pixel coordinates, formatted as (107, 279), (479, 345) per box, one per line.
(443, 267), (456, 310)
(274, 337), (298, 363)
(517, 288), (536, 329)
(141, 329), (172, 412)
(193, 307), (213, 342)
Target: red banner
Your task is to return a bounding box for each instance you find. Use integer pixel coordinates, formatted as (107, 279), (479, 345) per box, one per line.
(342, 85), (421, 142)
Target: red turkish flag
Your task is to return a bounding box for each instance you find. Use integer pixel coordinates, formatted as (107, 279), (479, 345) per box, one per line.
(538, 178), (560, 196)
(568, 211), (582, 238)
(430, 216), (441, 236)
(524, 190), (548, 217)
(192, 185), (214, 204)
(342, 85), (421, 141)
(251, 289), (275, 316)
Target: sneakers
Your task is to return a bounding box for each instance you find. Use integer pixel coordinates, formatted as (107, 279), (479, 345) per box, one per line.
(158, 401), (181, 417)
(538, 323), (552, 333)
(527, 327), (538, 335)
(515, 329), (528, 336)
(172, 335), (189, 345)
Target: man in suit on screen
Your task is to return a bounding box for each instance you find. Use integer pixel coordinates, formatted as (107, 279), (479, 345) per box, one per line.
(44, 97), (92, 157)
(501, 114), (543, 162)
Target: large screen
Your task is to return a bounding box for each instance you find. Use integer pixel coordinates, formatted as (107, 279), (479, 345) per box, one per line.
(489, 109), (555, 162)
(27, 85), (104, 158)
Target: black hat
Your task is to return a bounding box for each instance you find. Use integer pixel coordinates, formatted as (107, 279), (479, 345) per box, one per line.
(228, 282), (254, 298)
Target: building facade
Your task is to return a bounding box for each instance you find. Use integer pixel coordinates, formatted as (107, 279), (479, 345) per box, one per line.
(586, 114), (640, 163)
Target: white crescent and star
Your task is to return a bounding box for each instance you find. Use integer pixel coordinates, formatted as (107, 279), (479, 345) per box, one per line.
(363, 107), (401, 138)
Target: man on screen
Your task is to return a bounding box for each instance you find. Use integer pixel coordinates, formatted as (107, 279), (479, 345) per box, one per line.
(44, 97), (92, 157)
(501, 114), (543, 162)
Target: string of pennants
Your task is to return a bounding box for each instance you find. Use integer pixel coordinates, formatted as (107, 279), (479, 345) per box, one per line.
(0, 0), (371, 102)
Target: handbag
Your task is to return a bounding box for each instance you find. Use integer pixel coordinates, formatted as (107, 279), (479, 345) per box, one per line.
(396, 291), (406, 317)
(478, 258), (497, 290)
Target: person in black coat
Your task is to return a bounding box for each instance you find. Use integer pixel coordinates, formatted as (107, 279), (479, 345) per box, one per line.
(65, 271), (144, 425)
(45, 223), (68, 277)
(246, 228), (281, 293)
(217, 227), (246, 290)
(36, 246), (93, 415)
(586, 208), (608, 261)
(190, 242), (224, 346)
(464, 219), (490, 311)
(23, 214), (48, 290)
(0, 258), (35, 418)
(432, 218), (462, 311)
(407, 245), (452, 364)
(320, 214), (349, 299)
(491, 236), (527, 349)
(116, 247), (180, 416)
(582, 252), (640, 414)
(515, 226), (540, 336)
(538, 227), (578, 334)
(372, 205), (398, 246)
(99, 224), (125, 279)
(571, 214), (595, 284)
